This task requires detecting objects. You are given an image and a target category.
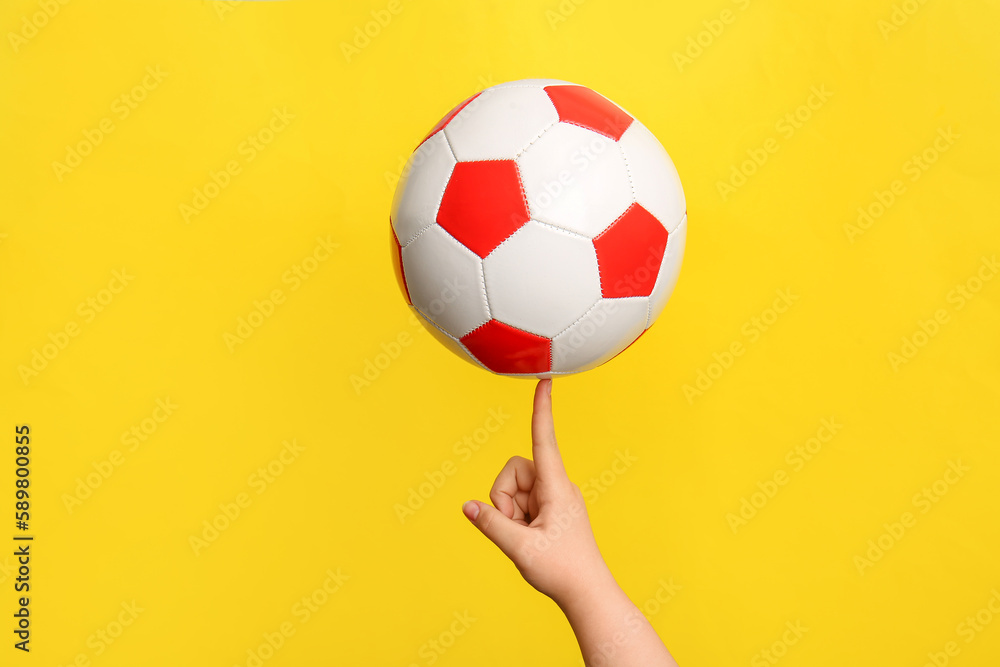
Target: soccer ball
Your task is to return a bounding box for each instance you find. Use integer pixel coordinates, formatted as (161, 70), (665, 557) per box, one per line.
(390, 79), (686, 377)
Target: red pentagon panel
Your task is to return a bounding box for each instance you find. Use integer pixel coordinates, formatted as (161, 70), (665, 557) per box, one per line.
(416, 92), (482, 150)
(593, 204), (668, 298)
(460, 320), (551, 374)
(389, 223), (411, 304)
(544, 85), (634, 141)
(437, 160), (530, 259)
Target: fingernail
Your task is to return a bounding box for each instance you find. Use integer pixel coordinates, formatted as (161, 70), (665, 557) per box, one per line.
(462, 501), (480, 522)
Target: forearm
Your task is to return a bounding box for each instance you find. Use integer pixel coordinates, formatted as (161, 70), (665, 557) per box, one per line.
(557, 568), (679, 667)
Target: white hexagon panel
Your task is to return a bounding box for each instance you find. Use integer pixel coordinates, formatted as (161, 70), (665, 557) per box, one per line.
(444, 86), (559, 162)
(390, 132), (456, 245)
(518, 122), (632, 237)
(401, 224), (489, 338)
(618, 121), (686, 232)
(483, 221), (601, 338)
(390, 79), (687, 377)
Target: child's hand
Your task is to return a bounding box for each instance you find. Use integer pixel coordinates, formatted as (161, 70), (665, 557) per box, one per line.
(463, 380), (679, 666)
(462, 379), (611, 607)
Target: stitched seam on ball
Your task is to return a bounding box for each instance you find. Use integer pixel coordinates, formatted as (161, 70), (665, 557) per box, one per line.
(411, 302), (444, 335)
(460, 320), (549, 370)
(402, 222), (437, 249)
(496, 320), (548, 338)
(479, 260), (492, 321)
(440, 88), (493, 157)
(619, 142), (637, 201)
(515, 161), (532, 216)
(459, 339), (490, 371)
(591, 203), (630, 294)
(647, 221), (682, 326)
(551, 295), (647, 341)
(440, 127), (459, 163)
(552, 297), (603, 339)
(590, 244), (604, 299)
(402, 221), (437, 248)
(461, 320), (491, 337)
(669, 211), (688, 234)
(547, 327), (553, 372)
(402, 138), (459, 249)
(486, 212), (584, 266)
(560, 120), (618, 141)
(500, 369), (574, 377)
(646, 235), (671, 322)
(431, 225), (493, 329)
(489, 226), (522, 257)
(592, 204), (633, 242)
(476, 163), (533, 255)
(426, 135), (457, 242)
(594, 243), (604, 298)
(443, 87), (556, 161)
(514, 117), (560, 160)
(420, 309), (490, 371)
(531, 218), (590, 241)
(417, 303), (465, 346)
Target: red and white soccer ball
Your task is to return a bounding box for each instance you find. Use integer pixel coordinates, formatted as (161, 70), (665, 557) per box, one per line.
(390, 79), (686, 377)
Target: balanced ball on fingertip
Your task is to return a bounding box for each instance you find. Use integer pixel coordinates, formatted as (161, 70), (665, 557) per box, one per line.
(390, 79), (687, 377)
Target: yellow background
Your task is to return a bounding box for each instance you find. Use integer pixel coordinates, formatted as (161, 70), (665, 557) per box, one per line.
(2, 0), (998, 665)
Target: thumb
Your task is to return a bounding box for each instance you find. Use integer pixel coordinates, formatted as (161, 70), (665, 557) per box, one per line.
(463, 500), (524, 557)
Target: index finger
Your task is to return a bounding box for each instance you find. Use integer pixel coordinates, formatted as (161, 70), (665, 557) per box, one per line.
(531, 379), (566, 480)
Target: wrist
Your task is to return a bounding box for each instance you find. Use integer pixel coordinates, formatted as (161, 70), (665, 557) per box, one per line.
(553, 562), (624, 618)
